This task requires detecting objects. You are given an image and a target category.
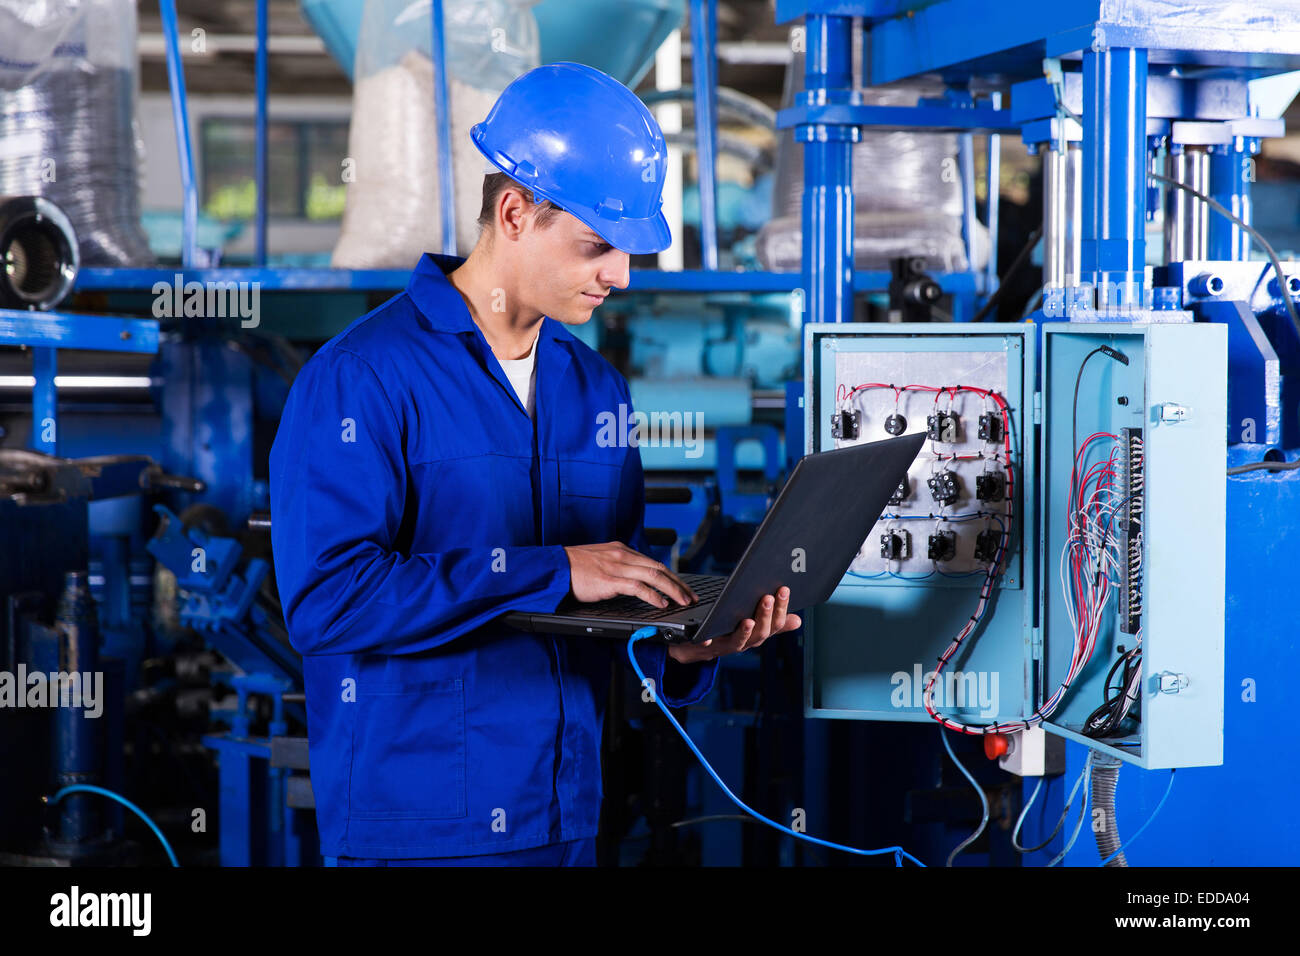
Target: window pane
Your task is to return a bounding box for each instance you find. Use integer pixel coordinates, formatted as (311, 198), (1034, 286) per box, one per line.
(304, 122), (349, 221)
(201, 119), (303, 219)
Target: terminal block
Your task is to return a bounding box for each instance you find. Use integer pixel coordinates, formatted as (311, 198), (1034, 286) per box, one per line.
(928, 530), (957, 562)
(978, 412), (1003, 442)
(927, 411), (959, 442)
(976, 471), (1005, 502)
(888, 477), (910, 504)
(927, 470), (960, 505)
(1117, 427), (1145, 634)
(974, 528), (1002, 563)
(880, 529), (912, 561)
(831, 409), (860, 440)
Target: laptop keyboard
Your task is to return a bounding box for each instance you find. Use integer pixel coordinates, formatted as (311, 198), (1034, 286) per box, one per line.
(574, 573), (726, 620)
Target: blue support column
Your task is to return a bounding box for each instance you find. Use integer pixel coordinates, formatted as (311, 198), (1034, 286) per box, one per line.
(255, 0), (269, 267)
(159, 0), (199, 269)
(799, 15), (858, 332)
(431, 0), (456, 255)
(1080, 46), (1148, 308)
(31, 347), (56, 454)
(690, 0), (721, 270)
(1208, 138), (1256, 262)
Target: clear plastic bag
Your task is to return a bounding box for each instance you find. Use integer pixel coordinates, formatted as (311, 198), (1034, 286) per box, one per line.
(332, 0), (540, 267)
(0, 0), (154, 267)
(757, 31), (986, 274)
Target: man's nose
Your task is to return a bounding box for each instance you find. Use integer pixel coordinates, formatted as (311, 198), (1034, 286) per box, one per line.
(601, 252), (630, 291)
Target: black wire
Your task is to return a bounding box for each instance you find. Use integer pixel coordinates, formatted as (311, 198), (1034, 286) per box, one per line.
(1071, 347), (1107, 481)
(973, 226), (1043, 322)
(1084, 647), (1141, 738)
(1227, 459), (1300, 475)
(1014, 779), (1076, 854)
(1150, 170), (1300, 343)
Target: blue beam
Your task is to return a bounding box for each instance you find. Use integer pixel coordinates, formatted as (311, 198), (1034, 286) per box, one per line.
(74, 267), (978, 295)
(0, 310), (161, 352)
(777, 103), (1022, 134)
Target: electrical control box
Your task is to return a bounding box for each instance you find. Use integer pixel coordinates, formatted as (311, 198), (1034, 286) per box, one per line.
(803, 322), (1227, 770)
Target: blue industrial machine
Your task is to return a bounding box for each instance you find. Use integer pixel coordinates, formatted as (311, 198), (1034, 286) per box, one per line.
(775, 0), (1299, 865)
(3, 0), (1299, 867)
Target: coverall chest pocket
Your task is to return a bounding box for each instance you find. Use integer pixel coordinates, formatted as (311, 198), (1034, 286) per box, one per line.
(558, 460), (622, 545)
(349, 679), (466, 820)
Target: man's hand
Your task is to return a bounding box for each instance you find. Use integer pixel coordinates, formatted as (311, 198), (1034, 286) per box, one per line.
(564, 541), (698, 608)
(666, 587), (801, 664)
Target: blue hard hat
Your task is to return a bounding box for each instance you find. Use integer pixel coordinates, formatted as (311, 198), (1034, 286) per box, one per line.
(471, 62), (671, 255)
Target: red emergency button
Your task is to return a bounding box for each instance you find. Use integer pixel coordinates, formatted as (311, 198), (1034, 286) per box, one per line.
(983, 733), (1009, 760)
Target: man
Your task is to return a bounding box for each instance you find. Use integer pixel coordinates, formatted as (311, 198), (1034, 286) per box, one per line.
(269, 62), (800, 867)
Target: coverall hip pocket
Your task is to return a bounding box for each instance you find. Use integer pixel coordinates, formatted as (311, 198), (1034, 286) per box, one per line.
(349, 679), (467, 820)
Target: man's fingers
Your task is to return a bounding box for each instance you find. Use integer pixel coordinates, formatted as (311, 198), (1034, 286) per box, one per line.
(608, 555), (696, 605)
(747, 595), (775, 647)
(770, 586), (791, 634)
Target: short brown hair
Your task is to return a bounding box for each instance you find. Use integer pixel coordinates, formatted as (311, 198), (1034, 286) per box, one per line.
(478, 172), (563, 234)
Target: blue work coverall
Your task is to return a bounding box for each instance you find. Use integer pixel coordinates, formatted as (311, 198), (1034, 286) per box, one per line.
(269, 252), (718, 859)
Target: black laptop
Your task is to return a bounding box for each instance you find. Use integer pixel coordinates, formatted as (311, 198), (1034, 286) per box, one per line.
(503, 432), (925, 644)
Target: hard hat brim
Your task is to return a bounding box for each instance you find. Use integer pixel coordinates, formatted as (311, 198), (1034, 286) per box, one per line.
(572, 206), (673, 256)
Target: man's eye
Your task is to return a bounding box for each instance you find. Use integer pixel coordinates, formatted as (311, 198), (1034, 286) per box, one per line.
(588, 241), (610, 253)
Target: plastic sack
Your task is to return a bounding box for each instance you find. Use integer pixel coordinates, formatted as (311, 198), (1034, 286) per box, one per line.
(0, 0), (154, 267)
(332, 0), (540, 267)
(757, 30), (984, 274)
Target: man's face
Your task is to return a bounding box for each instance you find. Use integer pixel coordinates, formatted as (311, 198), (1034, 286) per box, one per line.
(514, 207), (631, 325)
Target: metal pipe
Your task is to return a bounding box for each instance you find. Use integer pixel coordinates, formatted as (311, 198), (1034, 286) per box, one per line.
(690, 0), (721, 270)
(158, 0), (198, 268)
(1042, 141), (1082, 288)
(54, 570), (103, 847)
(959, 133), (976, 276)
(1164, 145), (1210, 263)
(255, 0), (268, 267)
(799, 14), (856, 330)
(431, 0), (456, 255)
(985, 94), (1002, 296)
(1081, 47), (1148, 308)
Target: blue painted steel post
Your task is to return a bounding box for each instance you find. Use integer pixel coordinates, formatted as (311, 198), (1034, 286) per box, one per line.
(255, 0), (268, 266)
(799, 15), (857, 332)
(431, 0), (456, 255)
(159, 0), (199, 269)
(1208, 138), (1256, 261)
(1080, 47), (1148, 309)
(31, 347), (56, 454)
(690, 0), (721, 270)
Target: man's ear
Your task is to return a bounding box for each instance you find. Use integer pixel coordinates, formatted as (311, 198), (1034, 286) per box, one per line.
(495, 187), (532, 241)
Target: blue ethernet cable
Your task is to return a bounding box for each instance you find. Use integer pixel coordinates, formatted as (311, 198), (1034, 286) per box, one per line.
(627, 628), (927, 867)
(49, 783), (180, 867)
(1096, 769), (1176, 866)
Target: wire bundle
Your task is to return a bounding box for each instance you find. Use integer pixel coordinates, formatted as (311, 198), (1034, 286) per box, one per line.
(836, 380), (1019, 735)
